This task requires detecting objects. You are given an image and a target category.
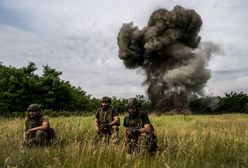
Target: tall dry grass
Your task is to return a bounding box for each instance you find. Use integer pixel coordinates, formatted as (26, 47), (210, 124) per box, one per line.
(1, 114), (248, 168)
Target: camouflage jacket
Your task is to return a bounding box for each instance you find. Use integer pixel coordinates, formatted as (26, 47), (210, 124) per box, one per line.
(24, 114), (49, 131)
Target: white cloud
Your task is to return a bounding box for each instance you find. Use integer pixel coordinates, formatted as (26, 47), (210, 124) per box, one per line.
(0, 0), (247, 98)
(207, 74), (248, 96)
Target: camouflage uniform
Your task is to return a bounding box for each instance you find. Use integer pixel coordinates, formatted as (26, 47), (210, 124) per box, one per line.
(124, 99), (157, 154)
(96, 105), (119, 144)
(24, 104), (55, 147)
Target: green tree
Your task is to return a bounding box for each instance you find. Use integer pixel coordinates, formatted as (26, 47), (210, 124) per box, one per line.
(0, 63), (95, 115)
(217, 92), (248, 113)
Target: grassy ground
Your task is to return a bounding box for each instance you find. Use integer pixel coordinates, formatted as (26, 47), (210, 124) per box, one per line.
(1, 114), (248, 168)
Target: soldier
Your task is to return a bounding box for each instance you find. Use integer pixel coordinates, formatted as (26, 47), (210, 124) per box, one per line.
(95, 96), (120, 144)
(124, 98), (157, 155)
(23, 104), (55, 147)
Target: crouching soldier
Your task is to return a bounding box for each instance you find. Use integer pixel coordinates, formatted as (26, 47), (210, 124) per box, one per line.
(124, 98), (157, 155)
(23, 104), (55, 147)
(95, 96), (120, 144)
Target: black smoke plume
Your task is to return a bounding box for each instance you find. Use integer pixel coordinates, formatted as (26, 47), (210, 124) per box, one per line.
(117, 5), (220, 112)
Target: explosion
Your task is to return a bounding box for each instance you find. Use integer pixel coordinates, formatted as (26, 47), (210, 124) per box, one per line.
(117, 5), (220, 112)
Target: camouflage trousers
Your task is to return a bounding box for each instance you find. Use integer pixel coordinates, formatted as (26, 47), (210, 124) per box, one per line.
(99, 126), (119, 144)
(126, 133), (157, 155)
(24, 129), (54, 147)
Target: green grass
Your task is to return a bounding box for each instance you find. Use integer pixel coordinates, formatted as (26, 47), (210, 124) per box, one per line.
(1, 114), (248, 168)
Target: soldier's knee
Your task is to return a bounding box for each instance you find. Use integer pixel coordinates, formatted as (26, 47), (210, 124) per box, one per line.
(142, 133), (158, 153)
(35, 130), (46, 137)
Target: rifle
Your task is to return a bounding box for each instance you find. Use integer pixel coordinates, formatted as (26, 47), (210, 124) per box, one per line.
(126, 125), (142, 139)
(125, 125), (142, 154)
(99, 122), (111, 134)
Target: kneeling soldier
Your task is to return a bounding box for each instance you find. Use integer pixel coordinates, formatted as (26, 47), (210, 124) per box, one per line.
(95, 96), (120, 144)
(124, 98), (157, 155)
(24, 104), (55, 147)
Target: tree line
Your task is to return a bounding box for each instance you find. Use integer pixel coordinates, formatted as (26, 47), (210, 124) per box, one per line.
(188, 92), (248, 114)
(0, 62), (150, 117)
(0, 62), (247, 116)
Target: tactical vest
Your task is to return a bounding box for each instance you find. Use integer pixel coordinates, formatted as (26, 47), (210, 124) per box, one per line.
(25, 115), (44, 129)
(99, 106), (114, 123)
(125, 114), (144, 128)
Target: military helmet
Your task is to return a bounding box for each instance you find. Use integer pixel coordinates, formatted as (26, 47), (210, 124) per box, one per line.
(27, 104), (41, 112)
(127, 98), (141, 109)
(101, 96), (111, 104)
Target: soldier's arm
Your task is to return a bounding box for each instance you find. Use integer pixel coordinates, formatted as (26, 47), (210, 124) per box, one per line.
(109, 108), (120, 126)
(138, 124), (153, 134)
(123, 117), (131, 138)
(123, 122), (131, 139)
(27, 116), (50, 133)
(95, 118), (100, 132)
(23, 119), (28, 141)
(95, 109), (100, 131)
(24, 118), (28, 132)
(137, 112), (153, 133)
(108, 115), (120, 126)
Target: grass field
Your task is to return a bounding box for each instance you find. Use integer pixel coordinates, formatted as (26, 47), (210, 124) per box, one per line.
(1, 114), (248, 168)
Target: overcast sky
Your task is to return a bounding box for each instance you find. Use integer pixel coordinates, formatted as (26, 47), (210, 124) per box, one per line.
(0, 0), (247, 98)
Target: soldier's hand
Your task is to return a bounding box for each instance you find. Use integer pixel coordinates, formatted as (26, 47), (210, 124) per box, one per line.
(26, 129), (33, 134)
